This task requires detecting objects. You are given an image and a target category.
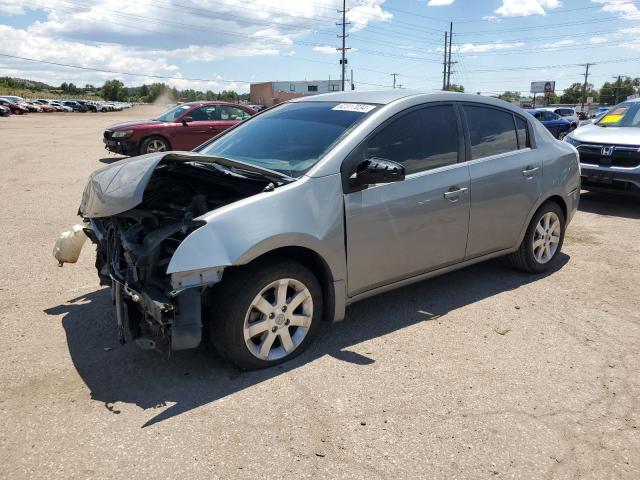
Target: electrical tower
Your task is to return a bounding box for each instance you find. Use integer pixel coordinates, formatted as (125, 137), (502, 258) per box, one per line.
(612, 75), (622, 104)
(442, 23), (457, 91)
(337, 0), (351, 92)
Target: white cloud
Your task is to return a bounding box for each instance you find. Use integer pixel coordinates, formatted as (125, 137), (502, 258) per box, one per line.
(482, 15), (500, 21)
(427, 0), (455, 6)
(312, 45), (338, 54)
(455, 41), (525, 53)
(347, 0), (393, 32)
(0, 0), (392, 87)
(591, 0), (640, 20)
(541, 38), (575, 49)
(495, 0), (561, 17)
(590, 36), (608, 44)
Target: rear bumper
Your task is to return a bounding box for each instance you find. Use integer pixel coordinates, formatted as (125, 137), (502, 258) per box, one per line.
(580, 163), (640, 194)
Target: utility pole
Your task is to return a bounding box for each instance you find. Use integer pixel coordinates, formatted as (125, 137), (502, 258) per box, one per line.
(442, 31), (448, 90)
(613, 75), (622, 104)
(391, 73), (398, 89)
(350, 69), (354, 90)
(580, 63), (592, 113)
(337, 0), (351, 92)
(446, 22), (453, 90)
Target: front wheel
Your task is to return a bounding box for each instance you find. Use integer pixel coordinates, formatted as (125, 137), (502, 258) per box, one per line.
(209, 258), (323, 370)
(139, 136), (169, 154)
(508, 201), (566, 273)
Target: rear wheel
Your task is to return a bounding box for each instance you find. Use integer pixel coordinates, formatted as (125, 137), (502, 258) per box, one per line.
(140, 136), (169, 154)
(209, 258), (322, 370)
(508, 201), (566, 273)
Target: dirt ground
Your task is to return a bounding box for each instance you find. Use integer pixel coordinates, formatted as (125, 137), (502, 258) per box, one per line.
(0, 106), (639, 479)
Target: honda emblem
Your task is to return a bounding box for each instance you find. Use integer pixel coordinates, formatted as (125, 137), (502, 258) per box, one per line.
(601, 146), (614, 156)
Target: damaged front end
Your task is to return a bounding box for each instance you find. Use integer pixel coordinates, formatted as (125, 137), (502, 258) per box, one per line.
(71, 152), (284, 351)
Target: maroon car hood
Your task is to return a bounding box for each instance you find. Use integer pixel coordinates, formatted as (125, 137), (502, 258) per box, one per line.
(107, 119), (164, 131)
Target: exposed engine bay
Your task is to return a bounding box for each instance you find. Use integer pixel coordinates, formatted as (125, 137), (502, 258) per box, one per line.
(82, 157), (279, 351)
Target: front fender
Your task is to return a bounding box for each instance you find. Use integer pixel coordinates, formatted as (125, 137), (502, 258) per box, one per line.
(166, 174), (347, 283)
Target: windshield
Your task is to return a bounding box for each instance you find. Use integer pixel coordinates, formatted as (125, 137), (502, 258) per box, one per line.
(154, 104), (192, 122)
(197, 101), (378, 177)
(596, 102), (640, 127)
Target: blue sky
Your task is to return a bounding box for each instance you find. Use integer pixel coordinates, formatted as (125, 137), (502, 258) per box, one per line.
(0, 0), (639, 95)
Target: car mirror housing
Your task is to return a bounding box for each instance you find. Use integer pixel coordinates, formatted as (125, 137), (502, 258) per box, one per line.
(349, 158), (405, 188)
(182, 116), (193, 125)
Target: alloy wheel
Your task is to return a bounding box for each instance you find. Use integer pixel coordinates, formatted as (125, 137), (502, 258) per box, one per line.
(243, 278), (313, 361)
(532, 211), (561, 264)
(146, 139), (167, 153)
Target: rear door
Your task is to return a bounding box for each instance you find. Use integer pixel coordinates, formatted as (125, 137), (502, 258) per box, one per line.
(461, 104), (542, 258)
(174, 105), (219, 149)
(344, 103), (470, 295)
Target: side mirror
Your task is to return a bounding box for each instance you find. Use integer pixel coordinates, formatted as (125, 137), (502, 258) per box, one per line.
(349, 158), (405, 188)
(182, 116), (193, 125)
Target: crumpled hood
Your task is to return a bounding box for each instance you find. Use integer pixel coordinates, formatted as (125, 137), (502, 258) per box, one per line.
(106, 119), (162, 130)
(79, 151), (290, 218)
(571, 123), (640, 146)
(80, 153), (168, 218)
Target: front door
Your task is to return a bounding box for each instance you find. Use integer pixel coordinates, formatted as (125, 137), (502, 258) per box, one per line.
(460, 104), (542, 258)
(344, 104), (471, 296)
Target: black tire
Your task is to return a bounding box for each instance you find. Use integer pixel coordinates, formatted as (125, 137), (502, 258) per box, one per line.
(209, 257), (323, 370)
(139, 136), (170, 154)
(508, 201), (566, 273)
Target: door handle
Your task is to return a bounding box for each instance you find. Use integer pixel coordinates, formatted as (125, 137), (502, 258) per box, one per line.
(522, 166), (539, 176)
(443, 187), (468, 200)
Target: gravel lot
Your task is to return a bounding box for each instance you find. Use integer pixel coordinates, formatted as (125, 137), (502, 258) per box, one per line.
(1, 106), (639, 479)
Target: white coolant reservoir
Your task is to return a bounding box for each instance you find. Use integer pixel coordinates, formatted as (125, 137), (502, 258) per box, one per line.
(53, 224), (89, 266)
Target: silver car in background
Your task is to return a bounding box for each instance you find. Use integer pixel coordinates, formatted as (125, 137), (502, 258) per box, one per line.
(65, 91), (580, 369)
(566, 98), (640, 194)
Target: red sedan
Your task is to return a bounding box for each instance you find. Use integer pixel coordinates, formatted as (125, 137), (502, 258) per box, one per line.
(103, 101), (256, 156)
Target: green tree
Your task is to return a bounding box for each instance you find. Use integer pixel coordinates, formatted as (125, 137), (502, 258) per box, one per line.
(599, 77), (639, 105)
(101, 79), (125, 101)
(497, 91), (521, 102)
(448, 84), (464, 93)
(559, 82), (598, 105)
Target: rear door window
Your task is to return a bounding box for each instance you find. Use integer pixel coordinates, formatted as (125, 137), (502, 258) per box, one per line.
(463, 105), (518, 159)
(219, 106), (252, 121)
(366, 105), (459, 175)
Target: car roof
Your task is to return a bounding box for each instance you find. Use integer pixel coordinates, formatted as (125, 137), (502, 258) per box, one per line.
(180, 101), (247, 107)
(291, 90), (530, 112)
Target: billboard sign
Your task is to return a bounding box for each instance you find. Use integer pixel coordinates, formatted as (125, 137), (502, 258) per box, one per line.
(530, 81), (555, 95)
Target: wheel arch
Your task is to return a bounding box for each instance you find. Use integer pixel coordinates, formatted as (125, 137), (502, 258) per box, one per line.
(228, 245), (338, 323)
(513, 193), (569, 250)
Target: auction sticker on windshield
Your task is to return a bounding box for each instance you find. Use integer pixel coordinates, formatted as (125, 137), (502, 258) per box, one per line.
(599, 107), (628, 125)
(332, 103), (376, 113)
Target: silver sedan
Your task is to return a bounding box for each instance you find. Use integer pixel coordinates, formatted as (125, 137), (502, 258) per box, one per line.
(61, 90), (581, 369)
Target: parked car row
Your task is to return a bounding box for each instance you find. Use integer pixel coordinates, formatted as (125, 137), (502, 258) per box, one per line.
(0, 95), (132, 116)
